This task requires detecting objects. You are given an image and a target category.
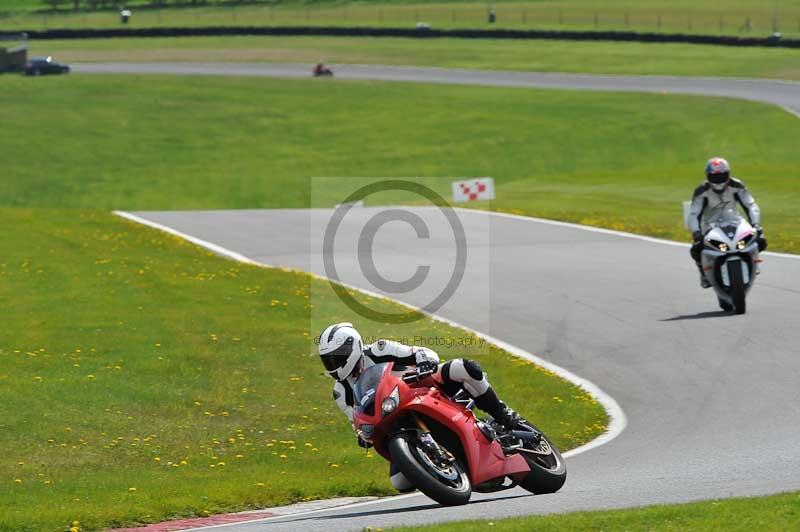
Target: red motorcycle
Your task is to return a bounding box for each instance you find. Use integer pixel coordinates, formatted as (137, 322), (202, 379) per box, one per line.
(352, 362), (566, 506)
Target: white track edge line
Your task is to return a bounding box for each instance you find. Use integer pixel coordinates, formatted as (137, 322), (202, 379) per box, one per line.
(185, 493), (423, 531)
(780, 105), (800, 119)
(114, 210), (260, 265)
(457, 207), (800, 260)
(112, 209), (627, 529)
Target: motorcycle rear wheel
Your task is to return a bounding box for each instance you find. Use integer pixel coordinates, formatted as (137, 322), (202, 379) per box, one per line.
(388, 434), (471, 506)
(516, 423), (567, 494)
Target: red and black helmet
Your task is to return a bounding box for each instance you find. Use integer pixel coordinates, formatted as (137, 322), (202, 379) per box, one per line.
(705, 157), (731, 191)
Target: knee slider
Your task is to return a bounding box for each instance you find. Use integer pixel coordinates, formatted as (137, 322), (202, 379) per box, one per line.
(462, 359), (484, 380)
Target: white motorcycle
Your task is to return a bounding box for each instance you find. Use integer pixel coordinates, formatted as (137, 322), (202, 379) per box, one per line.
(700, 209), (760, 314)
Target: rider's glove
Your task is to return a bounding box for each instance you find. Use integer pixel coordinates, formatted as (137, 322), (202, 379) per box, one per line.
(691, 230), (703, 243)
(754, 226), (767, 251)
(416, 358), (438, 374)
(357, 436), (372, 449)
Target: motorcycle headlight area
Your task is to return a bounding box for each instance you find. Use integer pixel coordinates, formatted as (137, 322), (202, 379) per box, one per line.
(357, 424), (375, 441)
(381, 386), (400, 416)
(708, 239), (729, 252)
(737, 234), (754, 250)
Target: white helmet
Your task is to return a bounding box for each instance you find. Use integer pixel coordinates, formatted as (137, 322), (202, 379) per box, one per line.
(318, 322), (363, 380)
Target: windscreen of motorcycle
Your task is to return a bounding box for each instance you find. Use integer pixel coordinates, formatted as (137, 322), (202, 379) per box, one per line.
(710, 208), (745, 238)
(353, 362), (389, 415)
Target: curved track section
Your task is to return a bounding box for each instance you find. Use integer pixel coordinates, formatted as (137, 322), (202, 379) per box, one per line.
(125, 208), (800, 532)
(73, 62), (800, 117)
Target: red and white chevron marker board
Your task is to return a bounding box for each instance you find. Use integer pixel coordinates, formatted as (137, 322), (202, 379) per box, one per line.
(451, 177), (495, 203)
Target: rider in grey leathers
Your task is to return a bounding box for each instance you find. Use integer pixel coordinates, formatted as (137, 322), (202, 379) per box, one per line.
(688, 157), (766, 288)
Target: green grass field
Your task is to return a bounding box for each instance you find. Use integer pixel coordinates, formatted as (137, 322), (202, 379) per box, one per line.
(2, 74), (799, 251)
(2, 0), (800, 37)
(0, 207), (606, 531)
(392, 491), (800, 531)
(2, 17), (799, 530)
(30, 35), (800, 80)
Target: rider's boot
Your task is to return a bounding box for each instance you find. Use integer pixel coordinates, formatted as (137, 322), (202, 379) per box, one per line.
(474, 387), (524, 429)
(697, 262), (711, 288)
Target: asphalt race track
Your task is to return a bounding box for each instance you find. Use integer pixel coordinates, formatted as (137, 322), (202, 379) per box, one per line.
(74, 62), (800, 117)
(126, 207), (800, 532)
(106, 62), (800, 530)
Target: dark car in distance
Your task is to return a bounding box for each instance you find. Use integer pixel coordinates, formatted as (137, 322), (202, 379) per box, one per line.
(24, 56), (70, 76)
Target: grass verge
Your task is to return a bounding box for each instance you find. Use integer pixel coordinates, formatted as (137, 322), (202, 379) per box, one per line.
(2, 1), (800, 37)
(28, 35), (800, 80)
(391, 491), (800, 531)
(0, 208), (606, 531)
(1, 74), (799, 251)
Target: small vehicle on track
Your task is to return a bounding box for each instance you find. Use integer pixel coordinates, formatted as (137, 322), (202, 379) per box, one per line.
(312, 63), (333, 77)
(24, 56), (70, 76)
(700, 208), (761, 314)
(352, 362), (566, 506)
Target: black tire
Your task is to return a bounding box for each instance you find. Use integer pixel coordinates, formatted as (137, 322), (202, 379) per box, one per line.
(388, 434), (471, 506)
(34, 68), (41, 76)
(729, 262), (746, 315)
(516, 423), (567, 495)
(718, 297), (733, 312)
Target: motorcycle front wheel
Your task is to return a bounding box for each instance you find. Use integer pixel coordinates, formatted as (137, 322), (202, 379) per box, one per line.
(516, 423), (567, 494)
(729, 262), (747, 315)
(388, 433), (471, 506)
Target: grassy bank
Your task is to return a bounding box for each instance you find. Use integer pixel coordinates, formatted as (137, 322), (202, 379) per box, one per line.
(2, 74), (798, 251)
(392, 491), (800, 531)
(0, 208), (606, 531)
(29, 35), (800, 80)
(2, 1), (800, 37)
